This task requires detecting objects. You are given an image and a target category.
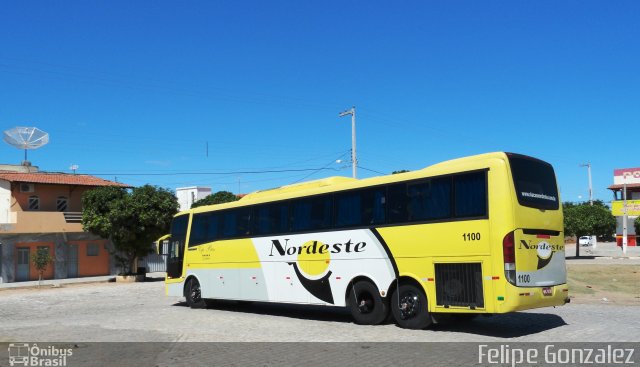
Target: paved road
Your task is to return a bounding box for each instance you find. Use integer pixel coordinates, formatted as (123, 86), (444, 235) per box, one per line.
(0, 280), (638, 343)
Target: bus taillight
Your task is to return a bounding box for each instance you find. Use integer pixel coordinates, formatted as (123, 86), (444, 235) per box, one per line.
(503, 231), (516, 285)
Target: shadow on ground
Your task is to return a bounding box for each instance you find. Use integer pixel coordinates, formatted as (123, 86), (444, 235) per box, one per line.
(172, 300), (567, 338)
(431, 312), (567, 338)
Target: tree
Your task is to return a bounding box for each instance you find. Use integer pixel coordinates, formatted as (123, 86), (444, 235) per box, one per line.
(31, 247), (54, 287)
(564, 204), (616, 257)
(82, 185), (179, 274)
(392, 170), (410, 174)
(191, 191), (239, 208)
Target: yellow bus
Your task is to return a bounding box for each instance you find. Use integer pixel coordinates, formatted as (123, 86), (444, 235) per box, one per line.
(162, 152), (569, 329)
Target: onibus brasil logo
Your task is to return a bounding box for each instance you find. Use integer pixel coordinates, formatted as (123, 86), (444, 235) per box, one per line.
(8, 343), (73, 366)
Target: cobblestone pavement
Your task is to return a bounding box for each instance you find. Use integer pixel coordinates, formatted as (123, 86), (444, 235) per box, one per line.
(0, 281), (638, 343)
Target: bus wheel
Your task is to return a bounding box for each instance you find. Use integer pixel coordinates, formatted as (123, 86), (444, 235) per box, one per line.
(347, 281), (388, 325)
(186, 278), (207, 309)
(391, 283), (432, 329)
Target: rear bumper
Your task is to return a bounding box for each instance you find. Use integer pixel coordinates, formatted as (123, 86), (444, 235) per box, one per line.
(497, 283), (569, 313)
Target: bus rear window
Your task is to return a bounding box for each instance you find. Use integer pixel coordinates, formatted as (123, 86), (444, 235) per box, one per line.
(508, 154), (559, 210)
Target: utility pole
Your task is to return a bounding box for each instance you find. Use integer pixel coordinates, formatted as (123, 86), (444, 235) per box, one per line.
(579, 163), (593, 205)
(339, 106), (357, 179)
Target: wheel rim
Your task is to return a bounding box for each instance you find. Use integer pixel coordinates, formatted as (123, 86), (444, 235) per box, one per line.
(356, 291), (375, 314)
(190, 282), (201, 303)
(397, 291), (420, 320)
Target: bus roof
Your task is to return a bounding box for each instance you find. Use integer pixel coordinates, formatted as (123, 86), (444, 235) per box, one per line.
(186, 151), (510, 214)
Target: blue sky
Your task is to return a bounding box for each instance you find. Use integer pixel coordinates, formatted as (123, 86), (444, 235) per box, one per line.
(0, 1), (638, 203)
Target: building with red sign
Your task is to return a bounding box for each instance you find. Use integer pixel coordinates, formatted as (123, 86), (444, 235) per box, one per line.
(608, 167), (640, 246)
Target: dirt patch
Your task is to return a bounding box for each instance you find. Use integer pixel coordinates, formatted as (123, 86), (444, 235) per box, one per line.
(567, 264), (640, 305)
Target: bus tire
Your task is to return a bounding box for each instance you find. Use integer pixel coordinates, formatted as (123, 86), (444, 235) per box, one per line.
(185, 278), (207, 309)
(347, 281), (389, 325)
(391, 283), (432, 329)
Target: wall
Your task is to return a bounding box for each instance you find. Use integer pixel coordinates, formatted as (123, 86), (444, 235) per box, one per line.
(11, 183), (94, 212)
(0, 232), (114, 283)
(176, 187), (211, 211)
(68, 239), (110, 276)
(0, 181), (11, 224)
(14, 241), (55, 280)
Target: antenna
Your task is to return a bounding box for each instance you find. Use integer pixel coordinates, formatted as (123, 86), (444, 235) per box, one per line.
(3, 126), (50, 165)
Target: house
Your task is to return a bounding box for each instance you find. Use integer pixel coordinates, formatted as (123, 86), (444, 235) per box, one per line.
(176, 186), (212, 211)
(0, 164), (130, 283)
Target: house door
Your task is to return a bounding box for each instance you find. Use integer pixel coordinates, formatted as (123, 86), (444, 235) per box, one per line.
(67, 245), (78, 278)
(16, 248), (30, 281)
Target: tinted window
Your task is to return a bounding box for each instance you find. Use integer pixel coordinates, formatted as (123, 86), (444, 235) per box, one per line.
(387, 184), (408, 223)
(387, 178), (452, 223)
(407, 177), (452, 221)
(221, 208), (251, 238)
(254, 203), (290, 235)
(335, 188), (385, 227)
(190, 212), (220, 246)
(291, 196), (332, 231)
(509, 154), (559, 210)
(335, 191), (361, 227)
(454, 172), (487, 218)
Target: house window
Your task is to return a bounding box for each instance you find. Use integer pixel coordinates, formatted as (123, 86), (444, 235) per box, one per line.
(28, 196), (40, 210)
(87, 243), (100, 256)
(87, 243), (99, 256)
(57, 197), (68, 212)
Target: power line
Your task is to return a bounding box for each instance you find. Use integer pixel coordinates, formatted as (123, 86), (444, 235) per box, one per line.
(357, 165), (387, 175)
(76, 167), (343, 176)
(291, 151), (351, 184)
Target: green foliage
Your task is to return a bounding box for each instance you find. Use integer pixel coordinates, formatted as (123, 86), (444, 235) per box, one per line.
(82, 185), (179, 274)
(592, 199), (609, 208)
(564, 203), (616, 254)
(635, 216), (640, 235)
(392, 170), (410, 174)
(191, 191), (239, 208)
(564, 200), (608, 210)
(31, 247), (54, 284)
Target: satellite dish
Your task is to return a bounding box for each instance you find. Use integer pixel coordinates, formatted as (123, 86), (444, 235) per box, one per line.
(3, 126), (50, 165)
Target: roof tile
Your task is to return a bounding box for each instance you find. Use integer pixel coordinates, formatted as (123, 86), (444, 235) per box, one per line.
(0, 171), (131, 187)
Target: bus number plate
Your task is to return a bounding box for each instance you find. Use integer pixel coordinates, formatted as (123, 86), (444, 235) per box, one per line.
(542, 287), (552, 296)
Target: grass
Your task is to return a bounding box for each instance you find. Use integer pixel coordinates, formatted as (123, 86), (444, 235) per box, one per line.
(567, 264), (640, 305)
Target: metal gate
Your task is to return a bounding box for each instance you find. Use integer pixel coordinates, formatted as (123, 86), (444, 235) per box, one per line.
(67, 244), (78, 278)
(138, 253), (167, 273)
(16, 248), (30, 281)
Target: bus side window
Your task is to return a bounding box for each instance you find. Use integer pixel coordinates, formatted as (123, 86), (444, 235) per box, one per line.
(454, 171), (487, 218)
(403, 177), (451, 222)
(254, 204), (289, 236)
(427, 177), (452, 220)
(292, 196), (332, 231)
(362, 188), (386, 225)
(387, 183), (408, 223)
(237, 208), (252, 235)
(335, 191), (362, 227)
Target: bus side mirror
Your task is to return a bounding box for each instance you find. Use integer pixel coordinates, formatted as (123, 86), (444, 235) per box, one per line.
(155, 235), (171, 255)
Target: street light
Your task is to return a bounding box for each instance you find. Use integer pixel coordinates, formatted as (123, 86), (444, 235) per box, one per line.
(339, 106), (357, 179)
(579, 163), (593, 205)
